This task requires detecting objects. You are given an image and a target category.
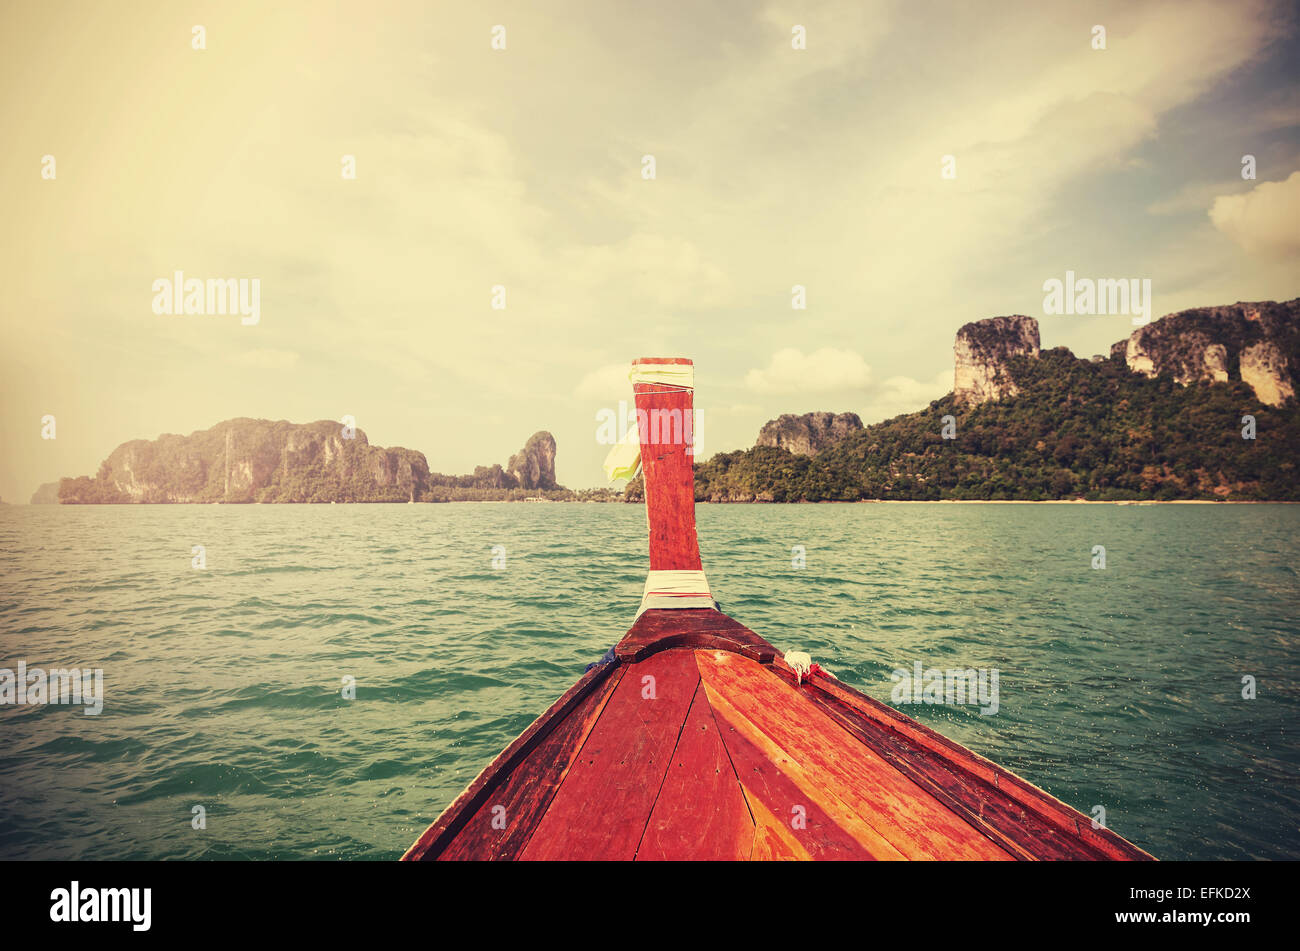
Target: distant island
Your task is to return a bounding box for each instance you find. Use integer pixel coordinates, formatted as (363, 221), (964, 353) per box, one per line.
(45, 421), (617, 504)
(677, 299), (1299, 502)
(31, 298), (1299, 504)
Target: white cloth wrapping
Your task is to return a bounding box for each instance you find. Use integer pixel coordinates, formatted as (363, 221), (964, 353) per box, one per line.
(628, 362), (694, 389)
(637, 569), (718, 617)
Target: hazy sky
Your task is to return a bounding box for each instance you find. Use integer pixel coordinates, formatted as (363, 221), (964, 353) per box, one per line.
(2, 0), (1298, 502)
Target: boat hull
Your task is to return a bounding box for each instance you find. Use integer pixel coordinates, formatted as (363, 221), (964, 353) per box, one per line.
(404, 608), (1153, 861)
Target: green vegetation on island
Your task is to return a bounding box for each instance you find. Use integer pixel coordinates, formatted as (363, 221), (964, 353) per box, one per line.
(693, 349), (1298, 502)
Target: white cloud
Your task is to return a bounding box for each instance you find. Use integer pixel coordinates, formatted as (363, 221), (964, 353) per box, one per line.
(573, 362), (634, 399)
(1209, 171), (1300, 257)
(1147, 180), (1247, 216)
(859, 370), (953, 424)
(745, 348), (872, 393)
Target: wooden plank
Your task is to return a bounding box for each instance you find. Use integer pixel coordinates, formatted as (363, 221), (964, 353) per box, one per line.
(696, 650), (1013, 860)
(704, 680), (900, 860)
(744, 788), (813, 861)
(987, 761), (1154, 860)
(789, 674), (1057, 860)
(637, 680), (755, 860)
(774, 658), (1153, 860)
(771, 666), (1081, 860)
(519, 649), (700, 860)
(616, 608), (776, 664)
(438, 667), (625, 860)
(794, 664), (998, 786)
(403, 659), (621, 861)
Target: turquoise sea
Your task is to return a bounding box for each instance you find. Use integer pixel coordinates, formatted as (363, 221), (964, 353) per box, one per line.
(0, 502), (1296, 860)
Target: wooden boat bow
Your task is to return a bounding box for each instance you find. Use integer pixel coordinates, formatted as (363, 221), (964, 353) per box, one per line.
(403, 357), (1153, 861)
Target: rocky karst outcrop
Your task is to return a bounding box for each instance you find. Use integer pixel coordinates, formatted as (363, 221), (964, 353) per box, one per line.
(58, 419), (432, 503)
(1110, 300), (1298, 407)
(1240, 341), (1294, 406)
(953, 301), (1298, 410)
(755, 412), (864, 456)
(30, 482), (60, 504)
(953, 315), (1041, 406)
(50, 419), (568, 503)
(507, 431), (558, 489)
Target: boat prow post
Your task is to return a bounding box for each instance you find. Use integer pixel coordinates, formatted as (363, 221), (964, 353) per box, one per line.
(628, 357), (718, 617)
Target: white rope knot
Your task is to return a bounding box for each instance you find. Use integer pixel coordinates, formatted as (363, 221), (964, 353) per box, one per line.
(785, 650), (813, 685)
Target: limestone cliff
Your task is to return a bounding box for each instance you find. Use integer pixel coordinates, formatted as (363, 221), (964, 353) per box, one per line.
(53, 419), (569, 503)
(30, 482), (61, 504)
(955, 301), (1297, 410)
(1112, 300), (1298, 407)
(59, 419), (431, 503)
(1241, 341), (1294, 406)
(755, 412), (864, 456)
(953, 315), (1041, 406)
(507, 432), (558, 489)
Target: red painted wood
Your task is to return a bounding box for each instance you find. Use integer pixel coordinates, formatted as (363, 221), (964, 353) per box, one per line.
(770, 657), (1154, 861)
(401, 660), (620, 860)
(438, 667), (625, 861)
(985, 758), (1153, 860)
(633, 357), (702, 573)
(703, 679), (891, 860)
(772, 667), (1057, 860)
(519, 649), (700, 860)
(696, 649), (1014, 860)
(616, 608), (776, 664)
(637, 680), (755, 860)
(410, 597), (1152, 859)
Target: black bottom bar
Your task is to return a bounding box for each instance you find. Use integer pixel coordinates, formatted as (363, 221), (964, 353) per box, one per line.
(0, 859), (1279, 938)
